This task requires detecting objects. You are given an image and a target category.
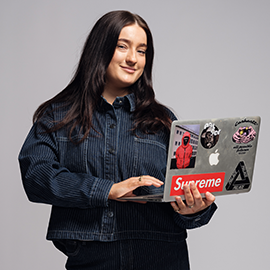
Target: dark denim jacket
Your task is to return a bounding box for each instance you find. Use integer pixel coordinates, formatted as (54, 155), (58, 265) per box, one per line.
(19, 93), (217, 242)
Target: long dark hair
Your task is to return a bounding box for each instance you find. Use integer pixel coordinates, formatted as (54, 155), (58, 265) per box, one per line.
(34, 10), (172, 142)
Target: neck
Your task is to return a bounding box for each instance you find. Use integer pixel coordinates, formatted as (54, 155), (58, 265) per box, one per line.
(102, 85), (129, 105)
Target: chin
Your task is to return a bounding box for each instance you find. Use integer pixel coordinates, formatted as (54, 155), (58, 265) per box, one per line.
(119, 80), (136, 88)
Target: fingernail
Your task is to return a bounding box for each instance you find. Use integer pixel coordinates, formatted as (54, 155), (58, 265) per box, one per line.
(206, 192), (215, 200)
(184, 185), (189, 190)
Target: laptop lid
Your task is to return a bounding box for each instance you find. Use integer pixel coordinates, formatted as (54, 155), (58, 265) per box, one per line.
(163, 116), (260, 201)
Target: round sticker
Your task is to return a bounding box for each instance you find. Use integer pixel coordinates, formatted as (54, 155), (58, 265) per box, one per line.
(200, 122), (220, 149)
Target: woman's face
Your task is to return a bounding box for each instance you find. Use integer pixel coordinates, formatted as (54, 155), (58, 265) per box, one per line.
(105, 24), (147, 91)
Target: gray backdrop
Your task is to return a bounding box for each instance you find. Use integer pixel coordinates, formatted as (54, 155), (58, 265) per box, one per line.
(1, 0), (269, 269)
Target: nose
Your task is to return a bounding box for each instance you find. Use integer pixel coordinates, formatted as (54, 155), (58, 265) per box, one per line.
(126, 49), (137, 65)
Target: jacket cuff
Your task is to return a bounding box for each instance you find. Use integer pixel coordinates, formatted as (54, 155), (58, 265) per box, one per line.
(89, 178), (114, 208)
(174, 203), (218, 229)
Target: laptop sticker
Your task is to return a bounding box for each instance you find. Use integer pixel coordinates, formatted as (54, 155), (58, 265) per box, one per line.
(200, 122), (221, 149)
(232, 126), (256, 144)
(232, 118), (259, 155)
(170, 172), (225, 196)
(170, 124), (200, 170)
(225, 161), (251, 191)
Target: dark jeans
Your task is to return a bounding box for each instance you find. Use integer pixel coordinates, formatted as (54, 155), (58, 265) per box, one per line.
(53, 239), (190, 270)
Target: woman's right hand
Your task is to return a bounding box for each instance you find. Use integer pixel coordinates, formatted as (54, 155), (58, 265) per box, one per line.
(108, 175), (163, 202)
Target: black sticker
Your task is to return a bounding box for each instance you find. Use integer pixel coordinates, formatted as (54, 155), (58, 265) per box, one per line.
(200, 122), (221, 149)
(225, 161), (251, 191)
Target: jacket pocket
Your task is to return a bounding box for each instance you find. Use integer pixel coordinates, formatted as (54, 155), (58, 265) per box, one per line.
(57, 135), (88, 173)
(53, 239), (81, 257)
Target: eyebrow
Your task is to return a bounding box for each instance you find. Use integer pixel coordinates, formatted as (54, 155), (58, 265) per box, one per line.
(118, 38), (147, 48)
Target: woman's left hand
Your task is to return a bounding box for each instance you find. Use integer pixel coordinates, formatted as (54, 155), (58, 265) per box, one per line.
(170, 181), (215, 215)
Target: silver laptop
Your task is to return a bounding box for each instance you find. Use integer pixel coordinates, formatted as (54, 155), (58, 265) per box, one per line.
(122, 116), (261, 202)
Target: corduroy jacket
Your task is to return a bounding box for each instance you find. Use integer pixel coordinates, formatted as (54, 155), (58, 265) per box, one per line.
(19, 93), (217, 242)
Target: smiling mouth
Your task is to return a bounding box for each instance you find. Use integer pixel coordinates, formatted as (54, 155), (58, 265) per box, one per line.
(120, 66), (136, 73)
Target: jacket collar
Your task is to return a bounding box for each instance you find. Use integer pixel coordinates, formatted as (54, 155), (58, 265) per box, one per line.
(100, 92), (136, 112)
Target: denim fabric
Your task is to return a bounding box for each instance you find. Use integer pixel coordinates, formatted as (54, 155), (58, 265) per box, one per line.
(19, 93), (217, 242)
(53, 239), (190, 270)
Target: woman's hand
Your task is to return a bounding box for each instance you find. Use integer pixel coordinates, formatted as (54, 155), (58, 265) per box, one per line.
(170, 181), (215, 215)
(108, 175), (163, 202)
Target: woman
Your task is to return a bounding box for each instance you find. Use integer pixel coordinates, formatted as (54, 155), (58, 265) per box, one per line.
(19, 10), (217, 270)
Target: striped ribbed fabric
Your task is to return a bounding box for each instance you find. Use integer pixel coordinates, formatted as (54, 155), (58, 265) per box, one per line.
(19, 93), (217, 243)
(53, 238), (190, 270)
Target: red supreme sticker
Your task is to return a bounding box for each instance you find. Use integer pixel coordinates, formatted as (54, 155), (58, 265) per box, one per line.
(170, 172), (225, 196)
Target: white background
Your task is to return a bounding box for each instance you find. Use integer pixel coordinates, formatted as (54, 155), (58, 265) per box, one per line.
(1, 0), (269, 269)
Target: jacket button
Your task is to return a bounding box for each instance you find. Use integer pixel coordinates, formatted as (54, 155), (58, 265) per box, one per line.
(107, 211), (114, 217)
(110, 124), (116, 129)
(108, 148), (115, 154)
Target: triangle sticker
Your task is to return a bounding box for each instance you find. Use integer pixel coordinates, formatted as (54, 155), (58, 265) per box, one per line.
(225, 161), (251, 191)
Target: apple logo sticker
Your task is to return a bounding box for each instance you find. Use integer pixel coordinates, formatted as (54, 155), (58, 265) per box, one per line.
(209, 149), (220, 166)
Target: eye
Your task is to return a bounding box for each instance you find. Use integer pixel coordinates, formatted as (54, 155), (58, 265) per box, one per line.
(116, 43), (127, 50)
(137, 46), (147, 55)
(137, 49), (146, 55)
